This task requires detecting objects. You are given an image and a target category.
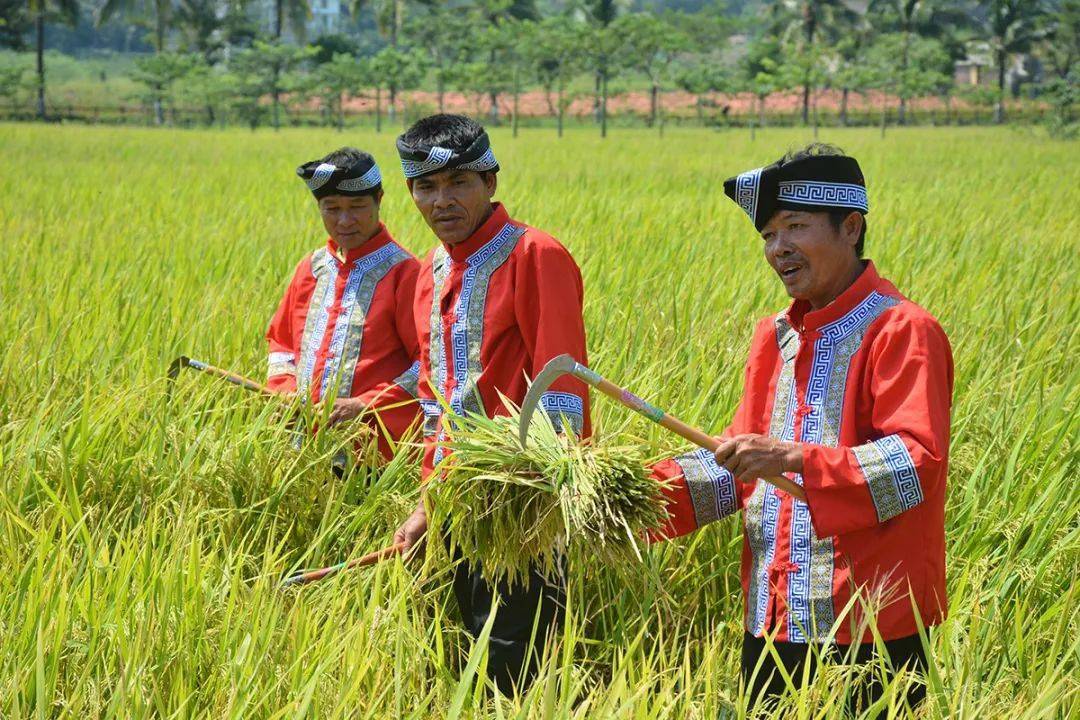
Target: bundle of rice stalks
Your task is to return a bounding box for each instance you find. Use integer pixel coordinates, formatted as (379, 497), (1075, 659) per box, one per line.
(427, 406), (668, 586)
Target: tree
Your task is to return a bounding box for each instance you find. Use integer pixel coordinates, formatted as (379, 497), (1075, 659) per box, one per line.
(226, 40), (314, 130)
(0, 64), (27, 113)
(864, 32), (950, 135)
(868, 0), (973, 124)
(980, 0), (1051, 123)
(612, 13), (688, 134)
(99, 0), (172, 55)
(832, 16), (876, 126)
(467, 0), (538, 126)
(174, 0), (223, 63)
(1039, 0), (1079, 80)
(351, 0), (427, 122)
(583, 0), (621, 136)
(521, 14), (585, 137)
(1, 0), (31, 50)
(272, 0), (310, 41)
(131, 51), (195, 125)
(368, 45), (425, 131)
(403, 4), (471, 114)
(29, 0), (78, 120)
(309, 52), (366, 131)
(778, 34), (831, 135)
(740, 34), (783, 135)
(675, 62), (735, 127)
(174, 61), (234, 126)
(770, 0), (857, 125)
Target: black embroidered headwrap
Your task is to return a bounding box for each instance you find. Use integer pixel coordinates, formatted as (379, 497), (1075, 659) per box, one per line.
(395, 131), (500, 179)
(723, 154), (869, 231)
(296, 155), (382, 199)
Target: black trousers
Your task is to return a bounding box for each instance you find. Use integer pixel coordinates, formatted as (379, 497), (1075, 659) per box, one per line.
(451, 556), (566, 695)
(741, 631), (929, 715)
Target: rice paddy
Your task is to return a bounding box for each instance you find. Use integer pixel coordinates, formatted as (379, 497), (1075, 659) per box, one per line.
(0, 123), (1077, 718)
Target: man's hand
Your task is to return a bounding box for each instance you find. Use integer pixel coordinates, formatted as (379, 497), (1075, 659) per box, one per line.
(325, 397), (367, 428)
(713, 434), (803, 484)
(393, 501), (429, 560)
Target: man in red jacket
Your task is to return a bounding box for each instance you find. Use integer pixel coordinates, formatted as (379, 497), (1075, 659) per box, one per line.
(266, 147), (421, 462)
(650, 143), (952, 712)
(391, 114), (590, 694)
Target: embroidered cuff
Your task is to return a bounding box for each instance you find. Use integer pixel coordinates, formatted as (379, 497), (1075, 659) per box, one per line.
(419, 399), (441, 437)
(673, 448), (739, 528)
(852, 434), (924, 522)
(393, 361), (421, 398)
(268, 351), (297, 377)
(539, 391), (584, 436)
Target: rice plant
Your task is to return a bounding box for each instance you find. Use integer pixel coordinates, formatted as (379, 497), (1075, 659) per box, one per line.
(429, 407), (666, 585)
(0, 123), (1076, 718)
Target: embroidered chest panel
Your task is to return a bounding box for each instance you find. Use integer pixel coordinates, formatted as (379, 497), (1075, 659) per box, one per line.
(426, 223), (526, 460)
(744, 291), (900, 641)
(296, 244), (411, 398)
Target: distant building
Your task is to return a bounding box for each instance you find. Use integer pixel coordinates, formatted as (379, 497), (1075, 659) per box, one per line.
(254, 0), (346, 40)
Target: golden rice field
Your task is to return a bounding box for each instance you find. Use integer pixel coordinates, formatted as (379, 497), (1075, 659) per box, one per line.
(0, 123), (1077, 718)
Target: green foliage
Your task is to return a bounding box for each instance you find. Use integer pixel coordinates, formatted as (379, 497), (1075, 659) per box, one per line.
(369, 44), (425, 93)
(1040, 67), (1079, 137)
(864, 33), (951, 100)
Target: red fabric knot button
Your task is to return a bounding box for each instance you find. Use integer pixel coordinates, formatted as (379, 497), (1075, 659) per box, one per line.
(769, 560), (801, 575)
(796, 403), (814, 417)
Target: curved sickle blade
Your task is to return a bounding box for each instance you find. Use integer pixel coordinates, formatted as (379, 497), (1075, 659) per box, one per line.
(167, 355), (191, 381)
(518, 354), (578, 447)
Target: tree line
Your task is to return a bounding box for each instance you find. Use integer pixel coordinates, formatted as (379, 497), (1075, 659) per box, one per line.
(3, 0), (1077, 135)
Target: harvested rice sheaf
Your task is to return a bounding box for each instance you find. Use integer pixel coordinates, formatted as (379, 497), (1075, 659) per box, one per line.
(427, 408), (669, 586)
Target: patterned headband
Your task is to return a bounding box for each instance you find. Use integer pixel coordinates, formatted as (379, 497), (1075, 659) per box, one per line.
(296, 157), (382, 199)
(395, 131), (499, 179)
(724, 155), (869, 231)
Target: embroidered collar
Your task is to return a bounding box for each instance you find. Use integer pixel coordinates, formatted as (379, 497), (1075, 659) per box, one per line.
(784, 261), (885, 332)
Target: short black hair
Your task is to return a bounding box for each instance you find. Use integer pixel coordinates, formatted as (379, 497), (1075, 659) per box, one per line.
(783, 142), (867, 257)
(321, 146), (375, 169)
(399, 114), (484, 152)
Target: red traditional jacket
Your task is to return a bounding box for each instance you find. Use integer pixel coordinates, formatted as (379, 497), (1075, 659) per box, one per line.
(414, 202), (591, 477)
(651, 262), (952, 644)
(266, 225), (421, 457)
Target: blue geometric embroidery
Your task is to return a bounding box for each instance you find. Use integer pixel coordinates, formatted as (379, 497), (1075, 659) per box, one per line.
(393, 360), (421, 398)
(400, 146), (455, 178)
(446, 223), (524, 418)
(673, 448), (738, 528)
(736, 167), (762, 222)
(786, 290), (898, 642)
(778, 181), (869, 213)
(335, 164), (382, 192)
(538, 391), (584, 436)
(457, 148), (499, 173)
(318, 242), (410, 399)
(419, 399), (441, 437)
(297, 250), (338, 396)
(853, 434), (924, 523)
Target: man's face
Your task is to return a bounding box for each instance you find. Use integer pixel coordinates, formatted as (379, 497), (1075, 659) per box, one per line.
(760, 209), (862, 309)
(408, 169), (497, 245)
(318, 193), (382, 250)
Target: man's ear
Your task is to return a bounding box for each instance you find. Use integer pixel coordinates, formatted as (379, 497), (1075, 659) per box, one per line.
(484, 172), (498, 198)
(841, 211), (863, 249)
